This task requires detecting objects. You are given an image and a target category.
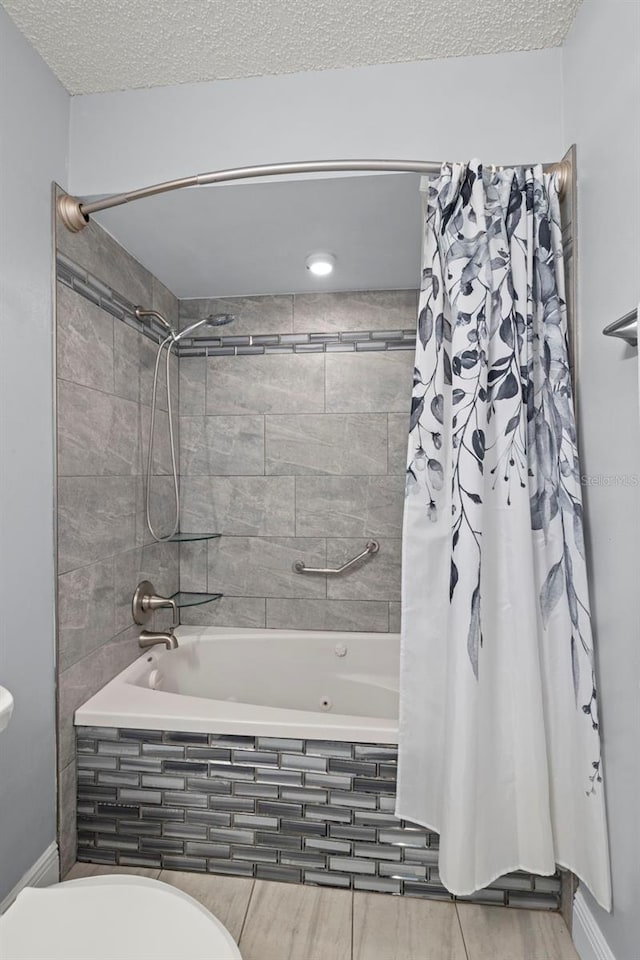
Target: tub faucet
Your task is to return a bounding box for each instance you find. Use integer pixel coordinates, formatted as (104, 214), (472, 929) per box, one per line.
(139, 629), (179, 651)
(133, 580), (179, 651)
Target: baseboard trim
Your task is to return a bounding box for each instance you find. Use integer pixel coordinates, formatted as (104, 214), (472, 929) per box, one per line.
(572, 890), (616, 960)
(0, 842), (59, 914)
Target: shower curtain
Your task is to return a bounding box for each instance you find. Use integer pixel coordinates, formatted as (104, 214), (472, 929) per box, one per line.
(396, 161), (611, 909)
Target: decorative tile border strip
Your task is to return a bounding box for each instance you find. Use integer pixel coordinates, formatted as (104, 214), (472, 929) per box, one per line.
(181, 329), (416, 357)
(56, 253), (170, 345)
(76, 727), (560, 910)
(56, 254), (416, 357)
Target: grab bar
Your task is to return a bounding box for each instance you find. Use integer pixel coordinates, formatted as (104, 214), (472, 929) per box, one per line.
(293, 540), (379, 575)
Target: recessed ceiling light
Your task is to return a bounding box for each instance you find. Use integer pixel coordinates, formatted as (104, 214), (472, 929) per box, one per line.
(306, 252), (336, 277)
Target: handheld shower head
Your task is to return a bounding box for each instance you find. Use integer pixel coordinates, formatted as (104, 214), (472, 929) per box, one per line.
(139, 307), (235, 543)
(207, 313), (236, 326)
(175, 314), (236, 341)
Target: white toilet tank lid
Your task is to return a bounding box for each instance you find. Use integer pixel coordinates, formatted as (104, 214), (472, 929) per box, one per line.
(0, 874), (242, 960)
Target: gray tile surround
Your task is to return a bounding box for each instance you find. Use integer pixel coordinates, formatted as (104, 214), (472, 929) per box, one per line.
(139, 404), (174, 476)
(265, 414), (388, 476)
(152, 275), (180, 331)
(59, 627), (141, 771)
(178, 290), (415, 630)
(58, 559), (115, 672)
(179, 291), (417, 338)
(206, 537), (327, 600)
(179, 358), (206, 415)
(387, 413), (410, 475)
(180, 476), (295, 536)
(181, 597), (268, 628)
(76, 727), (561, 910)
(295, 476), (405, 539)
(389, 603), (402, 633)
(55, 210), (180, 871)
(325, 351), (414, 414)
(57, 216), (153, 308)
(181, 416), (264, 476)
(181, 294), (294, 336)
(293, 291), (418, 333)
(113, 541), (179, 635)
(185, 331), (414, 358)
(114, 322), (173, 411)
(58, 261), (416, 361)
(206, 354), (325, 415)
(57, 281), (115, 394)
(59, 759), (77, 877)
(56, 271), (419, 862)
(326, 539), (402, 602)
(179, 541), (208, 593)
(266, 599), (390, 632)
(58, 477), (138, 573)
(138, 476), (180, 547)
(58, 379), (141, 478)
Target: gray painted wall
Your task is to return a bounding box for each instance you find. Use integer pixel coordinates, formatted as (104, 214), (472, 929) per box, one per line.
(0, 7), (69, 901)
(55, 216), (181, 873)
(563, 2), (640, 957)
(178, 292), (416, 631)
(67, 48), (564, 197)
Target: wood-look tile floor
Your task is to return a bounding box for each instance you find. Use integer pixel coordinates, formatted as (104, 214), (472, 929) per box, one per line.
(64, 863), (579, 960)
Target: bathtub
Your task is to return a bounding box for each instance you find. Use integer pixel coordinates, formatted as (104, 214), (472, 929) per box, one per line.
(75, 627), (399, 744)
(73, 626), (559, 908)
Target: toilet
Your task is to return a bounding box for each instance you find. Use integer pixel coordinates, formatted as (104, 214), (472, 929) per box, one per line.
(0, 873), (242, 959)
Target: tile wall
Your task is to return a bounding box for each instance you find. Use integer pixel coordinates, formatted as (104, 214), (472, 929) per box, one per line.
(178, 291), (416, 631)
(55, 210), (181, 873)
(53, 228), (418, 869)
(75, 726), (561, 909)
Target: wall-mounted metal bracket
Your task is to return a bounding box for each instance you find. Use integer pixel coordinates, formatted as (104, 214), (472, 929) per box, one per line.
(57, 192), (90, 233)
(602, 307), (638, 348)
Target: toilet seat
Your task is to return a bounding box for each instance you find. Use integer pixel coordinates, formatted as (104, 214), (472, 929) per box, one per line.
(0, 874), (242, 959)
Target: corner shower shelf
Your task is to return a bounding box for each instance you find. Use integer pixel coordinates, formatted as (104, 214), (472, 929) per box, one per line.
(170, 591), (224, 608)
(165, 532), (222, 543)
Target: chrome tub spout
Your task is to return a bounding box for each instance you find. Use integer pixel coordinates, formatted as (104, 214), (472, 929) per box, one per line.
(139, 630), (179, 651)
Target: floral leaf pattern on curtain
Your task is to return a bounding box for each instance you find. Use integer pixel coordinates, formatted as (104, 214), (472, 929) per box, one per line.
(396, 161), (611, 908)
(409, 163), (597, 734)
(397, 161), (611, 907)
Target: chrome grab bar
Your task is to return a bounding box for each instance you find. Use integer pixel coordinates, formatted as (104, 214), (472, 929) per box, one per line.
(293, 540), (379, 575)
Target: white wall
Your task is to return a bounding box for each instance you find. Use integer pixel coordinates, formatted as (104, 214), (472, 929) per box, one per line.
(562, 3), (640, 959)
(68, 48), (564, 195)
(0, 7), (69, 901)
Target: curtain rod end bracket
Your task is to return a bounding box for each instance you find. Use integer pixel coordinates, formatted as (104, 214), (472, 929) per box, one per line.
(57, 193), (90, 233)
(553, 159), (571, 199)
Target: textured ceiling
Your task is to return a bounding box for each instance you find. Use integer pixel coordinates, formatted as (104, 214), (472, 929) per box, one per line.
(1, 0), (581, 95)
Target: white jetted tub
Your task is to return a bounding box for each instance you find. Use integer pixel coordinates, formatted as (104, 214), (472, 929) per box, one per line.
(75, 627), (400, 743)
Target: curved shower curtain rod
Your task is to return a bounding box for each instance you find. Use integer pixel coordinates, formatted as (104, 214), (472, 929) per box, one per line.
(57, 156), (571, 233)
